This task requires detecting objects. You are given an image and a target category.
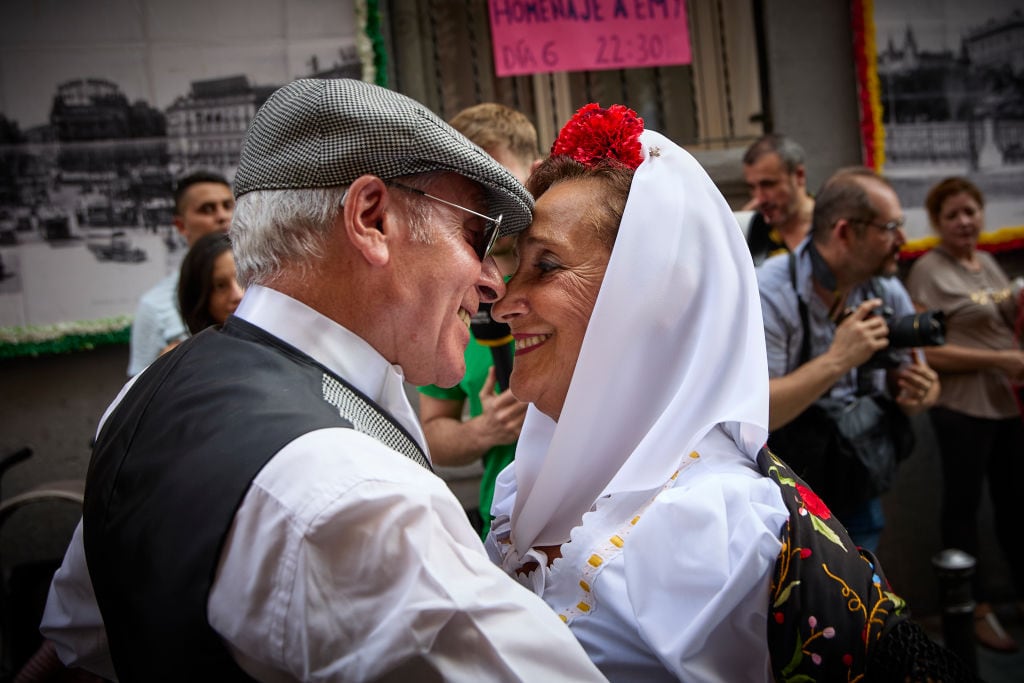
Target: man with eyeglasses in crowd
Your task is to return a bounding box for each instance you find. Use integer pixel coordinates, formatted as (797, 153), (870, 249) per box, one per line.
(756, 166), (940, 552)
(40, 79), (606, 682)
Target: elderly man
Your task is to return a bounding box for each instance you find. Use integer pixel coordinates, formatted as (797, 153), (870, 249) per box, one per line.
(757, 167), (940, 552)
(742, 134), (815, 266)
(40, 79), (605, 682)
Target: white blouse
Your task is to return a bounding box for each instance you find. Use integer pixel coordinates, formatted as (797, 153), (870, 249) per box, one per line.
(488, 426), (788, 682)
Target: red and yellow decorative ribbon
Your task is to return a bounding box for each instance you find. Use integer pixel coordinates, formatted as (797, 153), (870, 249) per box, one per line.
(900, 226), (1024, 262)
(851, 0), (884, 171)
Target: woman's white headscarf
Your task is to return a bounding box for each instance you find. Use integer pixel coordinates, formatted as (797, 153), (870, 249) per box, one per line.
(507, 128), (770, 556)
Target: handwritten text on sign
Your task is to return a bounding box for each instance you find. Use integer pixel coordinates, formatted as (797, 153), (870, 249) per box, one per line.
(489, 0), (691, 77)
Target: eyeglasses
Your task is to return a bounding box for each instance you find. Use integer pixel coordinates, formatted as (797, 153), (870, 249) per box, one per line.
(852, 216), (906, 234)
(388, 181), (503, 261)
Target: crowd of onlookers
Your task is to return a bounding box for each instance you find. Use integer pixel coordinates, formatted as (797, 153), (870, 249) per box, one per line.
(739, 133), (1024, 653)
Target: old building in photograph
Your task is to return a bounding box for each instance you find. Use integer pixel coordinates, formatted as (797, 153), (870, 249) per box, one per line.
(165, 76), (275, 175)
(964, 9), (1024, 75)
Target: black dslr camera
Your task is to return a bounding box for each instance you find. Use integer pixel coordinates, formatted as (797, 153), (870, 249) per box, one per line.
(864, 306), (946, 369)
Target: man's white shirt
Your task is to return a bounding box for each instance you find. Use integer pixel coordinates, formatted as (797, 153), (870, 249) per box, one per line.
(42, 285), (605, 682)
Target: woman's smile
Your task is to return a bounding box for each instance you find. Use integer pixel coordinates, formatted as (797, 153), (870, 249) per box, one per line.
(492, 178), (612, 421)
(513, 333), (551, 355)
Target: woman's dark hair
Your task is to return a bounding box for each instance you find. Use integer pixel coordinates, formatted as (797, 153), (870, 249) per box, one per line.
(178, 231), (233, 335)
(527, 155), (634, 250)
(924, 176), (984, 228)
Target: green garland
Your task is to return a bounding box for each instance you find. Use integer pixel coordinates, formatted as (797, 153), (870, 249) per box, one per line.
(367, 0), (388, 87)
(356, 0), (388, 87)
(0, 316), (132, 359)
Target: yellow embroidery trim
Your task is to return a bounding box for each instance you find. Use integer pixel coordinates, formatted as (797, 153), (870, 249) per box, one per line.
(557, 450), (703, 624)
(823, 563), (867, 618)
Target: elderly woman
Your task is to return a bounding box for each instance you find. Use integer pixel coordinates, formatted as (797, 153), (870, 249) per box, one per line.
(486, 105), (975, 681)
(906, 176), (1024, 653)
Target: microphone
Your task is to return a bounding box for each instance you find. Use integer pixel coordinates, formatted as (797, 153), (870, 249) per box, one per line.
(470, 303), (514, 392)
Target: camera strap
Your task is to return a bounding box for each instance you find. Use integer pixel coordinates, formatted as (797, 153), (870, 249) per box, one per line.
(788, 251), (812, 366)
(865, 277), (883, 302)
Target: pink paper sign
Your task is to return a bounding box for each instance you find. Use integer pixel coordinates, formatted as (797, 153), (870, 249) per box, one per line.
(489, 0), (691, 77)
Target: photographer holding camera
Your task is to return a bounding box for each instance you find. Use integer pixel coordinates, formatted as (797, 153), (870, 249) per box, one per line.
(757, 166), (940, 552)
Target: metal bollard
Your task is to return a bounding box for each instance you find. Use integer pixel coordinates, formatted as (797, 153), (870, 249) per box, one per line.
(931, 548), (977, 675)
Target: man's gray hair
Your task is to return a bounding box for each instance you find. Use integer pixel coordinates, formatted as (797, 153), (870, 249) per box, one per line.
(231, 173), (449, 286)
(231, 187), (346, 287)
(742, 133), (806, 173)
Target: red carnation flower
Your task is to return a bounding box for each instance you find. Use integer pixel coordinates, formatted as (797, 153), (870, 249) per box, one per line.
(551, 103), (645, 170)
(795, 483), (832, 520)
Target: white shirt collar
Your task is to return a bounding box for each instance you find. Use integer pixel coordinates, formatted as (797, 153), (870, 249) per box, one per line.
(233, 285), (427, 452)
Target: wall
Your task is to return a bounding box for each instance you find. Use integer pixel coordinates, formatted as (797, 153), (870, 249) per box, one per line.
(694, 1), (866, 209)
(1, 345), (128, 571)
(761, 0), (864, 190)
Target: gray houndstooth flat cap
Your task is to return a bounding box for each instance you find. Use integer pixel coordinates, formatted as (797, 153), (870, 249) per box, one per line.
(234, 78), (533, 237)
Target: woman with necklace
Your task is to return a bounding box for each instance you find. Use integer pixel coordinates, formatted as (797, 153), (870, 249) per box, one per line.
(906, 176), (1024, 653)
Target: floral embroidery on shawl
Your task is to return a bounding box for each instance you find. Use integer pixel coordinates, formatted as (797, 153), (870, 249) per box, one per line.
(760, 448), (908, 682)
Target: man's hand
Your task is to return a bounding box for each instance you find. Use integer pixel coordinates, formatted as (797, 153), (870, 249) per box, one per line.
(477, 368), (528, 446)
(828, 298), (890, 370)
(768, 298), (892, 430)
(894, 354), (940, 415)
(420, 368), (528, 468)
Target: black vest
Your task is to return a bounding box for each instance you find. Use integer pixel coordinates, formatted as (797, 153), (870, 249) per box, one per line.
(83, 317), (427, 681)
(746, 211), (788, 267)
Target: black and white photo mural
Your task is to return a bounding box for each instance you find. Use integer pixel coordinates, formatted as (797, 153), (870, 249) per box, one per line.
(869, 1), (1024, 255)
(0, 0), (364, 356)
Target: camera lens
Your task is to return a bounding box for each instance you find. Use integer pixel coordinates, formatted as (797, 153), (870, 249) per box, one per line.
(887, 310), (946, 349)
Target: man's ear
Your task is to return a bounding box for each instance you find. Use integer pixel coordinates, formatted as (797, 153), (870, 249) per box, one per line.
(342, 175), (390, 266)
(833, 217), (855, 247)
(794, 164), (807, 190)
(172, 215), (186, 237)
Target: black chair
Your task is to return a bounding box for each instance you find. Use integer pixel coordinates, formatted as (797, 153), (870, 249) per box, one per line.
(0, 447), (84, 681)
